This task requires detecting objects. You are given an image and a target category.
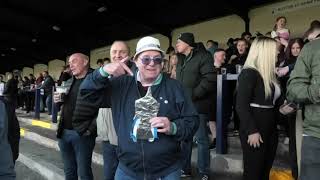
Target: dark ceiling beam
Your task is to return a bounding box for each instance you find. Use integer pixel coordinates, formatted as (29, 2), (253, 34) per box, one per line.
(223, 0), (251, 33)
(108, 9), (173, 39)
(2, 1), (58, 27)
(0, 53), (40, 72)
(237, 11), (250, 33)
(1, 2), (83, 49)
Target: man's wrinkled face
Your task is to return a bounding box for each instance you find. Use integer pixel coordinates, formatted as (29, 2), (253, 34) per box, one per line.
(135, 50), (163, 82)
(175, 39), (189, 54)
(68, 54), (88, 76)
(110, 42), (129, 62)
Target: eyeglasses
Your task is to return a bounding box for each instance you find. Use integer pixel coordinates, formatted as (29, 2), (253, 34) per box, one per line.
(139, 56), (163, 65)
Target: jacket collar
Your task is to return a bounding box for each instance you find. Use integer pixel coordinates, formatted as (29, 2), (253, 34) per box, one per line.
(135, 70), (163, 86)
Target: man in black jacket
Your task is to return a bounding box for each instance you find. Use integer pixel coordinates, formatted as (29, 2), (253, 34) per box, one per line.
(0, 97), (16, 180)
(0, 95), (20, 163)
(3, 73), (18, 109)
(40, 71), (55, 115)
(54, 53), (96, 180)
(176, 32), (215, 179)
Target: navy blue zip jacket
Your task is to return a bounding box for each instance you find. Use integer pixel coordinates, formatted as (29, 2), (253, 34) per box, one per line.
(80, 69), (199, 179)
(0, 99), (16, 180)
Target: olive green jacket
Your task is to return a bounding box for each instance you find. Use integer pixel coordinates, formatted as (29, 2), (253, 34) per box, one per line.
(287, 39), (320, 138)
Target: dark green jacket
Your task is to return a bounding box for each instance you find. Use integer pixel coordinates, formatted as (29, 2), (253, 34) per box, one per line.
(287, 39), (320, 139)
(176, 43), (216, 114)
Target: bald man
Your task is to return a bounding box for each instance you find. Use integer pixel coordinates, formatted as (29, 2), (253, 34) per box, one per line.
(99, 41), (131, 180)
(55, 53), (96, 180)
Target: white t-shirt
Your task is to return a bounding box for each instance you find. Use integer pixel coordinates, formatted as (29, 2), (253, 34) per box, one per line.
(0, 82), (5, 96)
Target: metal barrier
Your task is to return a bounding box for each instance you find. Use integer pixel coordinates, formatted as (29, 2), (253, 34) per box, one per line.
(33, 88), (41, 119)
(216, 74), (238, 154)
(51, 86), (58, 123)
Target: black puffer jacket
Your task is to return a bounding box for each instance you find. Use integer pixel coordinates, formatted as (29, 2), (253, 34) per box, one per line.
(176, 42), (216, 114)
(56, 69), (98, 138)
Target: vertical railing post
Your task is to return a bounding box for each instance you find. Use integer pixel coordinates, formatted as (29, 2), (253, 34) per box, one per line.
(51, 86), (58, 123)
(34, 88), (40, 119)
(216, 74), (227, 154)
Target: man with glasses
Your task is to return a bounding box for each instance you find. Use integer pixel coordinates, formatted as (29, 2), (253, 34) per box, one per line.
(79, 36), (199, 179)
(176, 32), (215, 179)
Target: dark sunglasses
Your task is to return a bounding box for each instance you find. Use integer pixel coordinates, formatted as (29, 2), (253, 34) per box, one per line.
(139, 56), (163, 65)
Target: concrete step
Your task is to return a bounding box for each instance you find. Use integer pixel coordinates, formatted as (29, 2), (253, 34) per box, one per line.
(19, 120), (104, 165)
(18, 120), (243, 179)
(16, 112), (291, 178)
(15, 161), (45, 180)
(18, 138), (104, 180)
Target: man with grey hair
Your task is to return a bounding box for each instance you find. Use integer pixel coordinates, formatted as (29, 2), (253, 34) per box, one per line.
(54, 53), (96, 180)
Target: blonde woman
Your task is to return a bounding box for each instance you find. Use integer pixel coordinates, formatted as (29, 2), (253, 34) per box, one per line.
(236, 37), (281, 180)
(169, 54), (178, 79)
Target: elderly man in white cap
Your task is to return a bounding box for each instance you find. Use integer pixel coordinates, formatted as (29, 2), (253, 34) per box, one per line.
(79, 36), (199, 180)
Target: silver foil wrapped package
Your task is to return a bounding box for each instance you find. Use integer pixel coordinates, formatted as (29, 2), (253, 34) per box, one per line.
(131, 87), (160, 142)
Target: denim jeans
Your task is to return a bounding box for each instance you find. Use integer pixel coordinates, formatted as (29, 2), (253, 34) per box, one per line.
(102, 141), (118, 180)
(115, 166), (181, 180)
(58, 129), (96, 180)
(181, 114), (210, 174)
(300, 136), (320, 180)
(46, 94), (52, 115)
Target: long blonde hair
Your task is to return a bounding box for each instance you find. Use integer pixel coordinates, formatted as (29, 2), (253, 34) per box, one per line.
(244, 36), (278, 98)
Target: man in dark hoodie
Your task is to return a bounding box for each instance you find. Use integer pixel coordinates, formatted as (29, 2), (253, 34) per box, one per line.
(175, 32), (215, 179)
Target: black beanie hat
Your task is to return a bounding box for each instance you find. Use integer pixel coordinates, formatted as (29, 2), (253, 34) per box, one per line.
(178, 32), (195, 47)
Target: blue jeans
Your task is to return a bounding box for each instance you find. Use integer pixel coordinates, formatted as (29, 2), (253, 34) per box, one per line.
(103, 141), (119, 180)
(181, 114), (210, 174)
(115, 166), (181, 180)
(46, 94), (52, 115)
(300, 136), (320, 180)
(58, 129), (96, 180)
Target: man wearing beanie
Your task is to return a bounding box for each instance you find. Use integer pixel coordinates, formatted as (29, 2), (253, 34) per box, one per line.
(176, 32), (215, 179)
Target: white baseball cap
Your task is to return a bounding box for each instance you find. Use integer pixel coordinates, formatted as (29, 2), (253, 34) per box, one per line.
(133, 36), (164, 59)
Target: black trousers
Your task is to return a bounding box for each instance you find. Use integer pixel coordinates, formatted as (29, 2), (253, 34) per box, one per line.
(240, 130), (278, 180)
(288, 113), (298, 180)
(239, 108), (278, 180)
